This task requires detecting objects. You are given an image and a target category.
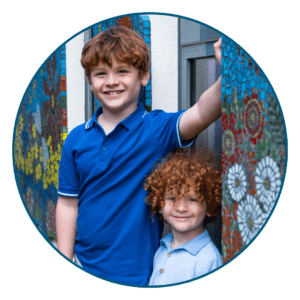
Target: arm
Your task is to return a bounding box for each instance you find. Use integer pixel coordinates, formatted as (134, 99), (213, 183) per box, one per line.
(56, 196), (78, 260)
(179, 38), (222, 141)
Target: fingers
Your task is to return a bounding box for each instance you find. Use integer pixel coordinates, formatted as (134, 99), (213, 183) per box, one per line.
(214, 38), (222, 66)
(215, 37), (222, 45)
(213, 38), (222, 49)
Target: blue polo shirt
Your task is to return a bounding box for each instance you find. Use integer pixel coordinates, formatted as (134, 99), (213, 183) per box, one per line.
(58, 104), (194, 285)
(149, 230), (223, 286)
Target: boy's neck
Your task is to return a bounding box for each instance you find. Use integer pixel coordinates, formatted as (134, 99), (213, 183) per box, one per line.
(97, 104), (138, 135)
(170, 226), (204, 249)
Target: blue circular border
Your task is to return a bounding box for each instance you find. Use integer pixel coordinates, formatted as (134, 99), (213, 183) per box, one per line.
(11, 11), (289, 289)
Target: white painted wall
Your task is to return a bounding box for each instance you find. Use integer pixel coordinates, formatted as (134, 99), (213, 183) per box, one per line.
(148, 15), (179, 112)
(66, 32), (85, 133)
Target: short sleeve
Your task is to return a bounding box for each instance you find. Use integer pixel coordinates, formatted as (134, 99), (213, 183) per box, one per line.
(58, 131), (80, 197)
(149, 110), (195, 152)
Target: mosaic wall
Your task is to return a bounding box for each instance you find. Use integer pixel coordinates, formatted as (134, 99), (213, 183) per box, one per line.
(91, 14), (152, 113)
(221, 36), (287, 263)
(13, 15), (151, 242)
(13, 46), (67, 241)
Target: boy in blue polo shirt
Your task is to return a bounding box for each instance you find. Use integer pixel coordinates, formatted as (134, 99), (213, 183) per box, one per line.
(56, 26), (222, 286)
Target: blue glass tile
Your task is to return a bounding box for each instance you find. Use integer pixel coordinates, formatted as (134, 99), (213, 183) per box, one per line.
(256, 74), (261, 84)
(146, 92), (151, 98)
(144, 28), (150, 35)
(253, 73), (258, 82)
(242, 83), (246, 91)
(260, 90), (266, 100)
(144, 20), (150, 28)
(145, 85), (151, 91)
(144, 36), (150, 43)
(265, 82), (269, 90)
(250, 78), (255, 89)
(236, 72), (241, 82)
(226, 43), (231, 54)
(146, 98), (151, 106)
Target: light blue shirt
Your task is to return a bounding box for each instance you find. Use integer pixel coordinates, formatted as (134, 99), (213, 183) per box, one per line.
(149, 230), (223, 286)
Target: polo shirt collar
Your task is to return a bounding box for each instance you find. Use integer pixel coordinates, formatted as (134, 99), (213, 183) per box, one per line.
(85, 104), (147, 130)
(160, 230), (211, 256)
(121, 104), (147, 129)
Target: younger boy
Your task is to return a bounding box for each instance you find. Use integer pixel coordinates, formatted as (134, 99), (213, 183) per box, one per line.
(56, 26), (222, 285)
(145, 149), (223, 286)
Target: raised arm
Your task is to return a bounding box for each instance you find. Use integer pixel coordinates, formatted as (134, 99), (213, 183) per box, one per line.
(179, 38), (222, 141)
(56, 196), (78, 260)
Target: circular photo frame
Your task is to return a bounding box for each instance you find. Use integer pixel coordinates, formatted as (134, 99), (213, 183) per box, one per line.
(12, 12), (287, 287)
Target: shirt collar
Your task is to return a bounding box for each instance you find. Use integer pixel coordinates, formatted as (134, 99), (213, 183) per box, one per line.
(160, 230), (211, 256)
(85, 104), (147, 130)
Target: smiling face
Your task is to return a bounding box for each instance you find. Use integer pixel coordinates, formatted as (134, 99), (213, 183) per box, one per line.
(89, 57), (149, 114)
(160, 185), (210, 243)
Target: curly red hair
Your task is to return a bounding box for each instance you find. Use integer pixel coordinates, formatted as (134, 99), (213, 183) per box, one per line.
(81, 26), (150, 83)
(144, 149), (222, 225)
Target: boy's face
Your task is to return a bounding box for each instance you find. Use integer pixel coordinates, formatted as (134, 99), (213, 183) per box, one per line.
(160, 185), (210, 238)
(89, 57), (149, 114)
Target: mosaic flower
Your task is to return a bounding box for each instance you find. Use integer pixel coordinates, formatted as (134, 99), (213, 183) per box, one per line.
(222, 111), (243, 175)
(222, 226), (231, 246)
(242, 94), (264, 145)
(224, 245), (236, 263)
(222, 205), (233, 228)
(42, 53), (62, 152)
(232, 230), (243, 252)
(237, 195), (263, 245)
(255, 156), (281, 213)
(227, 164), (247, 202)
(232, 202), (238, 221)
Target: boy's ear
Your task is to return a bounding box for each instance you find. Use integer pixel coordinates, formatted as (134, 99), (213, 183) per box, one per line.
(141, 71), (150, 87)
